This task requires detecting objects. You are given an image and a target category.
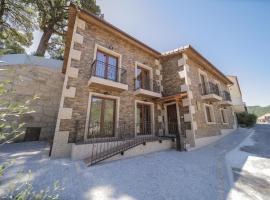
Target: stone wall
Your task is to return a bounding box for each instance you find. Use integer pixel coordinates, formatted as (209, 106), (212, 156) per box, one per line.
(186, 56), (235, 138)
(0, 64), (64, 141)
(51, 16), (163, 158)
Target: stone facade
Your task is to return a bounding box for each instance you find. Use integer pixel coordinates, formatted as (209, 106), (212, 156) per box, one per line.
(0, 64), (64, 141)
(51, 14), (163, 158)
(186, 58), (235, 138)
(51, 5), (237, 158)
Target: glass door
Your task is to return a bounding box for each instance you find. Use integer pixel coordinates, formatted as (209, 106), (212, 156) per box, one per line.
(136, 103), (151, 136)
(88, 96), (116, 138)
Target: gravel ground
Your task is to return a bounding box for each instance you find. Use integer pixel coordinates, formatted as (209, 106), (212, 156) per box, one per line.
(0, 128), (252, 200)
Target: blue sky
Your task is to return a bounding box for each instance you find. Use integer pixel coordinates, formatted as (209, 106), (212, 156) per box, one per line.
(27, 0), (270, 106)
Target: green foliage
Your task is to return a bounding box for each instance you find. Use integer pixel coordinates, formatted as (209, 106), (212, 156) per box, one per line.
(0, 0), (35, 54)
(236, 112), (257, 127)
(0, 75), (63, 199)
(47, 35), (65, 60)
(33, 0), (101, 57)
(247, 105), (270, 118)
(0, 71), (39, 143)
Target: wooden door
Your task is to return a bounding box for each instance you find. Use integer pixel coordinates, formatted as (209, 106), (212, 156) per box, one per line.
(166, 104), (178, 135)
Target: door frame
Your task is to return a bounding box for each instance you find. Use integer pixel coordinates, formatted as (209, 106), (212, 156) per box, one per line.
(164, 102), (181, 135)
(134, 100), (155, 136)
(84, 92), (120, 141)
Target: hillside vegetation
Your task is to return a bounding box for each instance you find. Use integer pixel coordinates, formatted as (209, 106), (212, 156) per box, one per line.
(247, 105), (270, 117)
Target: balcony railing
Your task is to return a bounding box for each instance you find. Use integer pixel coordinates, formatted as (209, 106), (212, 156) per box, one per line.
(135, 78), (161, 93)
(222, 91), (232, 101)
(199, 82), (220, 96)
(90, 60), (127, 84)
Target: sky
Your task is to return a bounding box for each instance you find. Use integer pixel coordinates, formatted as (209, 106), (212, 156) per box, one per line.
(27, 0), (270, 106)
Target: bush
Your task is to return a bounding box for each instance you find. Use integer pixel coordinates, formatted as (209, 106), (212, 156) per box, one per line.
(236, 112), (257, 127)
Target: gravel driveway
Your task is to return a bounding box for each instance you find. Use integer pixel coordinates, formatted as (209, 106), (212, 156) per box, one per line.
(0, 128), (254, 200)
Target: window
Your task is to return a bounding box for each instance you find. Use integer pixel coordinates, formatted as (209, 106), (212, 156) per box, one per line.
(95, 50), (118, 81)
(88, 96), (116, 138)
(220, 109), (228, 124)
(204, 104), (215, 124)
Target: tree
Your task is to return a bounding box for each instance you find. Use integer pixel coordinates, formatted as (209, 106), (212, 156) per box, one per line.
(0, 0), (35, 54)
(34, 0), (100, 57)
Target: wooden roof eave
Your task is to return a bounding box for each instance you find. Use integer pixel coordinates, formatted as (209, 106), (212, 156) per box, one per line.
(155, 92), (188, 103)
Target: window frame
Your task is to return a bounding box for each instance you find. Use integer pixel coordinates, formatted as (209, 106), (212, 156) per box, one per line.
(220, 108), (228, 124)
(135, 62), (154, 91)
(93, 44), (122, 82)
(84, 92), (120, 141)
(203, 103), (216, 124)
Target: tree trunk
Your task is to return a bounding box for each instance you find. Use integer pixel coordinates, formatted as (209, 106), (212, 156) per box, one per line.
(35, 27), (54, 56)
(0, 0), (5, 25)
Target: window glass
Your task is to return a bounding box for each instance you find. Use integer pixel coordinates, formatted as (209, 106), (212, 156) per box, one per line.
(206, 106), (212, 122)
(89, 96), (116, 138)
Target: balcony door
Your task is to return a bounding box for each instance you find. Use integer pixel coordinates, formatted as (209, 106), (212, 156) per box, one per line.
(96, 50), (118, 81)
(136, 103), (152, 136)
(88, 96), (116, 138)
(200, 74), (208, 94)
(136, 66), (150, 90)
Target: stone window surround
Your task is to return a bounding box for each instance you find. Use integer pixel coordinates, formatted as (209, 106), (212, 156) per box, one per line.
(134, 100), (155, 136)
(93, 44), (123, 81)
(135, 62), (154, 90)
(84, 92), (120, 141)
(220, 108), (229, 124)
(164, 102), (181, 135)
(203, 103), (216, 125)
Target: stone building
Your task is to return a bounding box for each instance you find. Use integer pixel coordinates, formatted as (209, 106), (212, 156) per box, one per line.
(50, 4), (238, 163)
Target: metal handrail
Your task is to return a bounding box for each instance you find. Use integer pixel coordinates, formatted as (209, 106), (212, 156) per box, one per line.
(135, 77), (160, 93)
(83, 121), (185, 166)
(90, 60), (127, 84)
(199, 82), (220, 96)
(222, 90), (232, 101)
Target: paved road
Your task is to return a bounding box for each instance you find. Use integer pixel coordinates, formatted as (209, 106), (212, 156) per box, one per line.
(240, 124), (270, 158)
(228, 124), (270, 200)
